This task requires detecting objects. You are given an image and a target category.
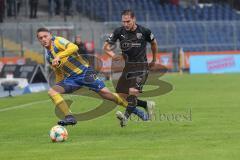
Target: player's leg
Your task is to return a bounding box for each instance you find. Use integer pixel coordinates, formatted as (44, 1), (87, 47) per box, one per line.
(114, 71), (149, 126)
(97, 87), (148, 127)
(80, 67), (128, 107)
(117, 92), (128, 99)
(49, 78), (80, 126)
(114, 93), (154, 112)
(117, 89), (155, 115)
(134, 70), (155, 119)
(115, 80), (149, 120)
(116, 70), (155, 113)
(115, 93), (154, 119)
(115, 87), (149, 127)
(81, 67), (149, 126)
(125, 88), (149, 121)
(98, 87), (128, 107)
(48, 85), (71, 116)
(136, 99), (147, 109)
(114, 93), (155, 115)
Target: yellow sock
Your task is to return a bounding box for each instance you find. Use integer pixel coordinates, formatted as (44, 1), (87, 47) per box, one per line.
(112, 93), (128, 108)
(50, 93), (71, 116)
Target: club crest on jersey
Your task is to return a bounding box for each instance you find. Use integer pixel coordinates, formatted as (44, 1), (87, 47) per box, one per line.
(59, 38), (69, 45)
(120, 34), (125, 39)
(136, 33), (143, 39)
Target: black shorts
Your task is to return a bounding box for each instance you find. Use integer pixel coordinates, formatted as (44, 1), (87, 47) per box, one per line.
(116, 63), (149, 94)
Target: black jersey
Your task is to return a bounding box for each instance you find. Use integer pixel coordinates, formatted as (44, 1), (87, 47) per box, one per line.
(106, 24), (155, 63)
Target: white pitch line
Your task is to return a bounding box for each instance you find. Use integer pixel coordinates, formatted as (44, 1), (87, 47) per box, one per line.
(0, 99), (51, 112)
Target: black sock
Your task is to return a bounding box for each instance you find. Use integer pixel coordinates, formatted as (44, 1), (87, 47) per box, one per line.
(137, 99), (147, 109)
(124, 106), (136, 119)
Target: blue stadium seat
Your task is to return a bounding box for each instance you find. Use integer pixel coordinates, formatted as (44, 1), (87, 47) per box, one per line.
(76, 0), (240, 52)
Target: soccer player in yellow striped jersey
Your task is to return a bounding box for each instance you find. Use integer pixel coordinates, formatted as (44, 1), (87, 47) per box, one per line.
(37, 28), (128, 126)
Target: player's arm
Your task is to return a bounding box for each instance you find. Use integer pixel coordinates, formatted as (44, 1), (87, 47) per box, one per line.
(103, 29), (121, 60)
(52, 38), (79, 66)
(57, 43), (79, 59)
(149, 39), (158, 68)
(103, 42), (116, 58)
(103, 42), (123, 61)
(150, 39), (158, 63)
(145, 28), (158, 68)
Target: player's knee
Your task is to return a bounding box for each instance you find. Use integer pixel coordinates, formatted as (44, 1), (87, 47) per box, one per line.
(126, 95), (137, 106)
(118, 93), (128, 99)
(129, 88), (139, 96)
(98, 87), (109, 96)
(48, 88), (58, 97)
(48, 85), (65, 96)
(48, 89), (53, 96)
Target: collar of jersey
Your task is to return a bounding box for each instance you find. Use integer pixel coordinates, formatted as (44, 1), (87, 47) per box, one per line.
(125, 24), (139, 33)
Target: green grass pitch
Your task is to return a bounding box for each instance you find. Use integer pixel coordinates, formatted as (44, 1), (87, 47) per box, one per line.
(0, 74), (239, 160)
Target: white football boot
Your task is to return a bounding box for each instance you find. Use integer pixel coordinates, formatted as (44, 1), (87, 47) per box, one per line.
(146, 101), (155, 120)
(116, 111), (128, 127)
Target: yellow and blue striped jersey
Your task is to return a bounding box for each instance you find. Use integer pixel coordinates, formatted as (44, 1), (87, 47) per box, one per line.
(46, 36), (89, 82)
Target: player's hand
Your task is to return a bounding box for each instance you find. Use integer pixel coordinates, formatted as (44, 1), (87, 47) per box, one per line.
(149, 60), (156, 69)
(112, 55), (122, 61)
(52, 56), (61, 67)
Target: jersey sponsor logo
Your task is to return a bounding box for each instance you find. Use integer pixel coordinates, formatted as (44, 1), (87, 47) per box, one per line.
(136, 33), (143, 39)
(120, 40), (132, 51)
(131, 43), (141, 47)
(120, 40), (142, 51)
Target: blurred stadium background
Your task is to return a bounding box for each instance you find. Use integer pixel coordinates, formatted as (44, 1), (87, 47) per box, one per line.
(1, 1), (240, 160)
(0, 0), (238, 94)
(1, 0), (240, 96)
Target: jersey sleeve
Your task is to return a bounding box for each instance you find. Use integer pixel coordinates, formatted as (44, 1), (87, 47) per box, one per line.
(144, 28), (155, 43)
(106, 28), (120, 44)
(55, 37), (71, 50)
(54, 37), (78, 59)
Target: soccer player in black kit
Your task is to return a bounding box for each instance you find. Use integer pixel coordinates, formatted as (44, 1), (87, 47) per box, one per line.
(103, 10), (158, 127)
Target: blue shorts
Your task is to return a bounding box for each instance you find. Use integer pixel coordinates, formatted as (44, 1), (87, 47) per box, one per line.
(56, 67), (105, 93)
